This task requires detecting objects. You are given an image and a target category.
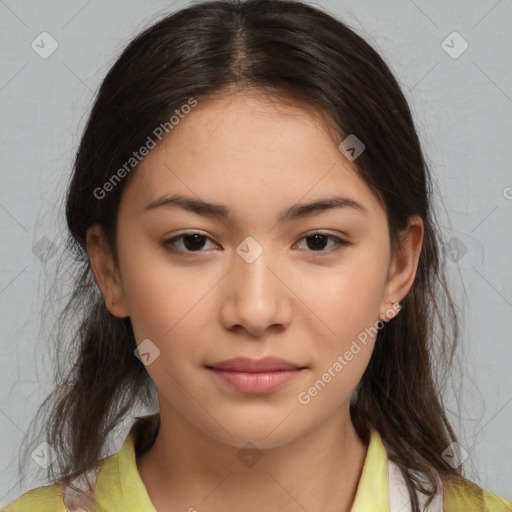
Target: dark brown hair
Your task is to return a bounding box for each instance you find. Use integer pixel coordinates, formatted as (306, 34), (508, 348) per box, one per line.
(15, 0), (484, 510)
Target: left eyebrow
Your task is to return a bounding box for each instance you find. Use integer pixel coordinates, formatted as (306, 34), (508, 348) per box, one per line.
(143, 194), (369, 221)
(280, 196), (368, 221)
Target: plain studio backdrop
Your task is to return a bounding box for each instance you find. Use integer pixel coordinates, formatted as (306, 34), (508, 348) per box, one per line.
(0, 0), (511, 506)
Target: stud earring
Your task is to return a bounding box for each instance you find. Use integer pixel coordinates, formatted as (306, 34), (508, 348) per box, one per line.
(379, 301), (401, 322)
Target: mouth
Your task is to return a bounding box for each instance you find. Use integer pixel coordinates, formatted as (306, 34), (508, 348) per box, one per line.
(205, 357), (307, 394)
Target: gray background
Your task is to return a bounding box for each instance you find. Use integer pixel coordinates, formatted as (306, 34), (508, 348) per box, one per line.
(1, 0), (511, 506)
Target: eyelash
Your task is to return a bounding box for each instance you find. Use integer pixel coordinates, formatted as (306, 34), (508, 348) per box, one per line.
(162, 231), (350, 256)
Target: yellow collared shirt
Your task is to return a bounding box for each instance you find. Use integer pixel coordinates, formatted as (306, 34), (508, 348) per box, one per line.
(3, 419), (511, 511)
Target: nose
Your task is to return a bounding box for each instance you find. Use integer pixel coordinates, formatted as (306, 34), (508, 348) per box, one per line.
(220, 243), (292, 337)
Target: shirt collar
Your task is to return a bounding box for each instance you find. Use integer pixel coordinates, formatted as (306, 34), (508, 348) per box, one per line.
(350, 427), (390, 512)
(94, 417), (157, 511)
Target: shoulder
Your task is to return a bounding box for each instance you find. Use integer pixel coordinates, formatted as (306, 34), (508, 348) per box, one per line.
(2, 416), (150, 512)
(443, 477), (512, 512)
(1, 483), (65, 512)
(480, 489), (512, 512)
(2, 415), (157, 512)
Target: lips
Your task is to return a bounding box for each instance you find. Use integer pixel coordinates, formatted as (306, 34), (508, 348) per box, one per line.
(206, 357), (307, 394)
(206, 356), (305, 372)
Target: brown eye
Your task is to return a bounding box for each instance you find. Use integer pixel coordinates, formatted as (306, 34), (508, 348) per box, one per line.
(163, 232), (217, 253)
(296, 233), (350, 254)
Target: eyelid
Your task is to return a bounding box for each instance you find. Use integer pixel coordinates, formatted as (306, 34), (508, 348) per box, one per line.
(295, 231), (351, 254)
(163, 230), (219, 251)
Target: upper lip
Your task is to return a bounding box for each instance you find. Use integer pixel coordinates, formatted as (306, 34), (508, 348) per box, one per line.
(207, 357), (305, 372)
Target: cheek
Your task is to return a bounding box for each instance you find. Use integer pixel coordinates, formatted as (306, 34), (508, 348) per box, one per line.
(116, 240), (203, 342)
(308, 257), (388, 337)
(294, 271), (382, 414)
(296, 248), (389, 392)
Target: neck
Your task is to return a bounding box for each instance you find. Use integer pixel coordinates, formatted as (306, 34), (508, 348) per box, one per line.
(136, 406), (368, 512)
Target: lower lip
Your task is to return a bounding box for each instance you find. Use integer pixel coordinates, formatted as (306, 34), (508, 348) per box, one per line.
(208, 368), (303, 394)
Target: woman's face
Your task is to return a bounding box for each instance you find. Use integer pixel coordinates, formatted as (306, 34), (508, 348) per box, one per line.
(88, 92), (422, 448)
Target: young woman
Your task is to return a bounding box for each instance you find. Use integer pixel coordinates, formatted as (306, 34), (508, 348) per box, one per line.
(4, 0), (511, 511)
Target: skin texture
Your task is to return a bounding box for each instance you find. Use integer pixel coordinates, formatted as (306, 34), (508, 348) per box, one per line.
(87, 92), (424, 512)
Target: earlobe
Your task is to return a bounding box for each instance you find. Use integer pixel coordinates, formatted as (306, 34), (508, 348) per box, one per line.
(380, 216), (424, 317)
(86, 224), (130, 318)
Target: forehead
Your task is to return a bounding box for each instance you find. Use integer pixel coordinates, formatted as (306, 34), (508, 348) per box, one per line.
(119, 93), (383, 222)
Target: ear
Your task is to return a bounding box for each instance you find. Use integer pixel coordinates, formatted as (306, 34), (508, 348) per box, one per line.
(86, 224), (130, 318)
(380, 215), (424, 320)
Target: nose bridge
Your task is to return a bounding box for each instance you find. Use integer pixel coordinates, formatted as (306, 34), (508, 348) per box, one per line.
(225, 236), (290, 333)
(234, 238), (278, 305)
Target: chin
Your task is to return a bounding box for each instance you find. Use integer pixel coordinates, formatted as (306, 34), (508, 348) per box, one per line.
(204, 419), (301, 450)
